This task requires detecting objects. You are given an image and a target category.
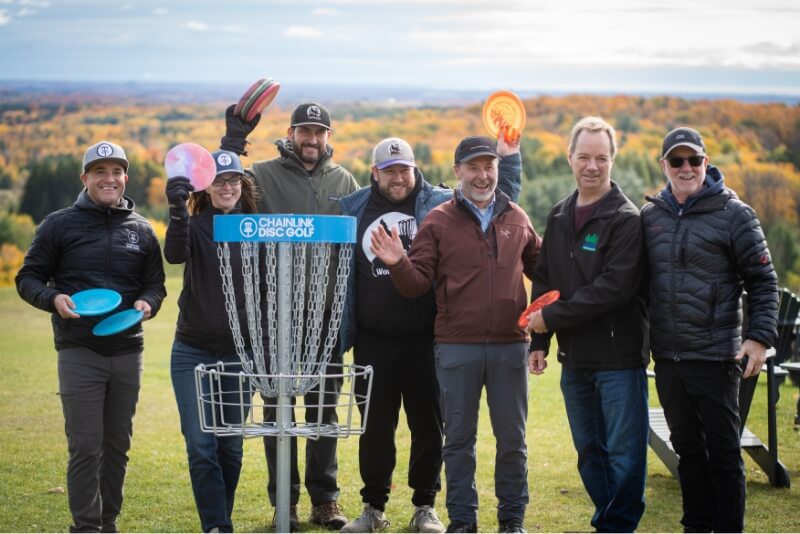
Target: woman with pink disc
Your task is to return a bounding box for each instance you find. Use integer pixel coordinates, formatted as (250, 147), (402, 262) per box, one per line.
(164, 149), (260, 533)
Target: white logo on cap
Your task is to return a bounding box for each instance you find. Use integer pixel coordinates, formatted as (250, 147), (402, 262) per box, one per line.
(389, 143), (402, 155)
(97, 143), (114, 157)
(307, 106), (322, 120)
(676, 134), (686, 140)
(217, 153), (232, 166)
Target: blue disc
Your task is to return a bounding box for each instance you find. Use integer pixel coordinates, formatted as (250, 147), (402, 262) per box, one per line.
(92, 309), (144, 337)
(70, 288), (122, 316)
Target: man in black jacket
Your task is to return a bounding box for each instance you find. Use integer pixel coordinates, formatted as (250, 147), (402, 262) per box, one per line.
(16, 141), (166, 533)
(642, 127), (778, 532)
(527, 117), (649, 533)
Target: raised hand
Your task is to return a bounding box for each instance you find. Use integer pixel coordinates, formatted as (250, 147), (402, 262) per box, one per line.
(370, 223), (405, 267)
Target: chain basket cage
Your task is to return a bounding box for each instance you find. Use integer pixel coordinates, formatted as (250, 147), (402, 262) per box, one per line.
(194, 360), (373, 439)
(202, 214), (373, 439)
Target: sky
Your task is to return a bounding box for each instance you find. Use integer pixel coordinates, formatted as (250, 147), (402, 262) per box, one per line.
(1, 0), (799, 96)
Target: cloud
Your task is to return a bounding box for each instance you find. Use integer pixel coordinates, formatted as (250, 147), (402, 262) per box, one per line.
(186, 20), (207, 31)
(0, 9), (8, 24)
(312, 7), (339, 16)
(742, 41), (800, 56)
(19, 0), (50, 6)
(284, 25), (322, 38)
(152, 7), (168, 15)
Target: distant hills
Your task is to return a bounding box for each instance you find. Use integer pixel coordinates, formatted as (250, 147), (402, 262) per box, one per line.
(1, 80), (798, 107)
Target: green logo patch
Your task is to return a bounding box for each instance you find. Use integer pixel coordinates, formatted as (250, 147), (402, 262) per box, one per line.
(582, 233), (598, 252)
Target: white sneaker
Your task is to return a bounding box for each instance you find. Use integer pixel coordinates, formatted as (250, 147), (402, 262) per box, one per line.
(409, 505), (446, 533)
(340, 504), (390, 533)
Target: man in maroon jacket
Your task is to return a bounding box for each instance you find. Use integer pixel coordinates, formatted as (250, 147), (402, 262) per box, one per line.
(371, 136), (541, 534)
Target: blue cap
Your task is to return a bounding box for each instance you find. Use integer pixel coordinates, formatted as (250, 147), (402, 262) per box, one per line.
(211, 150), (245, 177)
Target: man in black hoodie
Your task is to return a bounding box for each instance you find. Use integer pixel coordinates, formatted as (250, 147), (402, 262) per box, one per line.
(642, 127), (778, 532)
(16, 140), (166, 533)
(527, 117), (649, 533)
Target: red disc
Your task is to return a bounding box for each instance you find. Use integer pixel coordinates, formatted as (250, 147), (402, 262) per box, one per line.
(518, 289), (560, 329)
(164, 143), (216, 192)
(244, 82), (281, 122)
(233, 78), (267, 117)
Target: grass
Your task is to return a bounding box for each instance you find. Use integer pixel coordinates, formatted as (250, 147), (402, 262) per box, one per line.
(1, 278), (799, 532)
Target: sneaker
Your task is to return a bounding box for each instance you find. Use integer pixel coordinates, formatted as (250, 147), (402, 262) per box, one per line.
(271, 504), (301, 532)
(311, 501), (348, 530)
(340, 504), (390, 533)
(409, 505), (445, 533)
(498, 518), (526, 533)
(445, 521), (477, 533)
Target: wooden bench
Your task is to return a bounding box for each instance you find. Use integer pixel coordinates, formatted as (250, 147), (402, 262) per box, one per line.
(779, 361), (800, 424)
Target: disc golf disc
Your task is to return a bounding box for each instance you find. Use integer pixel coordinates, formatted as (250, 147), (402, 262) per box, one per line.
(518, 289), (560, 329)
(233, 78), (267, 116)
(70, 288), (122, 316)
(242, 82), (281, 122)
(482, 91), (526, 140)
(92, 309), (144, 337)
(164, 143), (215, 191)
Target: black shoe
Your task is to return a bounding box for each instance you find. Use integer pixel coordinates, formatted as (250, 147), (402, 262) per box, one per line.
(101, 523), (119, 533)
(271, 504), (301, 532)
(498, 518), (526, 533)
(445, 521), (477, 533)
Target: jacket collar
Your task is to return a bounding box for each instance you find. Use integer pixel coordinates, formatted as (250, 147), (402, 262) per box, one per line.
(275, 137), (334, 174)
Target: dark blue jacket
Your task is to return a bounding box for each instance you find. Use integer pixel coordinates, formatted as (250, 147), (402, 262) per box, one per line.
(641, 165), (778, 361)
(16, 190), (166, 356)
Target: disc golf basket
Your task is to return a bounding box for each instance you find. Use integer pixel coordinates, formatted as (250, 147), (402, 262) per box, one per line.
(196, 214), (373, 532)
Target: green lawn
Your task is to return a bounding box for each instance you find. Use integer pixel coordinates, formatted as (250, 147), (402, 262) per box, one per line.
(1, 279), (798, 532)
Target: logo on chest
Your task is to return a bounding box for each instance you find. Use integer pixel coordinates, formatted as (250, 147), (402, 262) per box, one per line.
(581, 233), (599, 252)
(125, 230), (141, 251)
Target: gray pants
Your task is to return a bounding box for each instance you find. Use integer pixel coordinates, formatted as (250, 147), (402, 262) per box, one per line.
(58, 347), (143, 532)
(435, 343), (529, 525)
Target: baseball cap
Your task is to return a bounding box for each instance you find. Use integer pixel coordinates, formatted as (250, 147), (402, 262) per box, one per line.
(372, 138), (416, 170)
(82, 141), (129, 172)
(454, 136), (499, 164)
(661, 127), (706, 158)
(211, 150), (245, 177)
(290, 102), (331, 130)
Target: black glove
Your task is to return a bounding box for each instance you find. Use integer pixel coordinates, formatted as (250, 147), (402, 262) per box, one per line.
(220, 104), (261, 156)
(165, 176), (194, 220)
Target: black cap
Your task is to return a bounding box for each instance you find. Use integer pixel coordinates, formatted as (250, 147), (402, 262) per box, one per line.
(661, 127), (706, 158)
(290, 102), (331, 130)
(454, 136), (499, 164)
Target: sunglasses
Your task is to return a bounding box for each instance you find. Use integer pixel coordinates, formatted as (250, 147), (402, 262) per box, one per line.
(666, 155), (705, 169)
(211, 176), (242, 187)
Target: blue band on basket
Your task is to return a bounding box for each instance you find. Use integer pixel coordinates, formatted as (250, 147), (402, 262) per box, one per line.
(214, 214), (357, 243)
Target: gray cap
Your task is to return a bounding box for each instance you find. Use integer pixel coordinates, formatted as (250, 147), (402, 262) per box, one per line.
(212, 150), (245, 177)
(372, 138), (416, 170)
(82, 141), (129, 172)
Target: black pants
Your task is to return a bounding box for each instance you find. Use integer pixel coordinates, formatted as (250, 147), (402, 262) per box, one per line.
(262, 312), (342, 506)
(654, 359), (745, 533)
(353, 328), (443, 509)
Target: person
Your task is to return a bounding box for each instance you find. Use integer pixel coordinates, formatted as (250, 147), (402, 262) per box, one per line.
(370, 136), (540, 534)
(526, 117), (649, 532)
(642, 127), (779, 532)
(16, 140), (166, 533)
(163, 150), (260, 533)
(221, 101), (359, 530)
(338, 133), (522, 533)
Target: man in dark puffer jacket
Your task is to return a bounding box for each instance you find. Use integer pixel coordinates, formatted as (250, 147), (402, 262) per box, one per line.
(16, 140), (166, 533)
(642, 127), (778, 533)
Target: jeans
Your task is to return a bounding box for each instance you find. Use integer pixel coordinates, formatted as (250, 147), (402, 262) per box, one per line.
(654, 359), (745, 533)
(353, 329), (442, 509)
(560, 366), (649, 533)
(58, 347), (142, 533)
(435, 343), (529, 525)
(171, 340), (250, 533)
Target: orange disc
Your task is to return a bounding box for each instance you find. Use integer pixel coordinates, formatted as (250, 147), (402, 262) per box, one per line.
(482, 90), (526, 139)
(518, 289), (560, 329)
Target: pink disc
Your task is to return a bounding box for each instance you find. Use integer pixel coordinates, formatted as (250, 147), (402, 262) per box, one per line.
(164, 143), (216, 191)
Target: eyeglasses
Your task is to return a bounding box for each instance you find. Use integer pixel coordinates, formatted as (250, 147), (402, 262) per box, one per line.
(211, 176), (242, 187)
(666, 155), (705, 169)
